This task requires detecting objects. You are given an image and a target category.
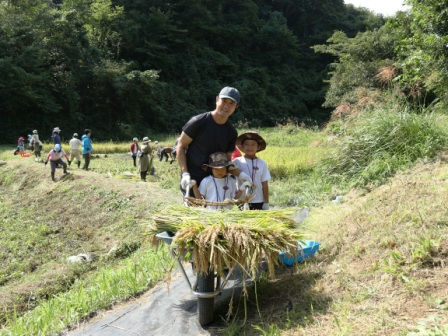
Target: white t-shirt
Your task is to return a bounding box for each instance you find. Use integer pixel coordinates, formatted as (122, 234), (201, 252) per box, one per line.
(233, 156), (271, 203)
(198, 175), (238, 210)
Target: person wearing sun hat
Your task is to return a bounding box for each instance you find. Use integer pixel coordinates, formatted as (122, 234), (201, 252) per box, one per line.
(190, 152), (248, 210)
(31, 130), (43, 160)
(177, 86), (252, 196)
(233, 131), (271, 210)
(138, 137), (153, 182)
(51, 127), (61, 145)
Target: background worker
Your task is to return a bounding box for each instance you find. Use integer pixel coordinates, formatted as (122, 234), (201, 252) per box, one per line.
(81, 129), (93, 170)
(45, 144), (70, 181)
(51, 127), (61, 145)
(130, 137), (140, 167)
(138, 137), (152, 182)
(69, 133), (82, 168)
(31, 130), (42, 161)
(177, 86), (252, 195)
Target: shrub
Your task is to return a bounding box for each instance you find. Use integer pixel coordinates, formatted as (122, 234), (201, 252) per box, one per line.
(321, 108), (448, 187)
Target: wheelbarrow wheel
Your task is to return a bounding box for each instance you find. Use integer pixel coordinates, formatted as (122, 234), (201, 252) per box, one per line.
(197, 271), (215, 326)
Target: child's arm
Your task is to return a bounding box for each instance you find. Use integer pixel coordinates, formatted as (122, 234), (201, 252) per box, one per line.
(190, 180), (203, 199)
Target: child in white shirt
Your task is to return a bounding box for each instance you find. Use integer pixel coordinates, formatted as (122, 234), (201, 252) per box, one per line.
(191, 152), (245, 210)
(233, 132), (271, 210)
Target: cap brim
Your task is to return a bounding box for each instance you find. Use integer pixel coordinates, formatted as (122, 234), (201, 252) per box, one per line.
(219, 95), (238, 104)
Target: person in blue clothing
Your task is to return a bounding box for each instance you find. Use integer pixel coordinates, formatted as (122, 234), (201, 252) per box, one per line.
(81, 129), (93, 170)
(51, 127), (61, 145)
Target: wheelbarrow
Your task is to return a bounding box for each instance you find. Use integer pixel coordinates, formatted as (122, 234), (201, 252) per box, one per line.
(156, 183), (253, 326)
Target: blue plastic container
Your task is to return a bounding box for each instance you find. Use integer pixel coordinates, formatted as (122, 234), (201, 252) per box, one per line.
(279, 240), (321, 266)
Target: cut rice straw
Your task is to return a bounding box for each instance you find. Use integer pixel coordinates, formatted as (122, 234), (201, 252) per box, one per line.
(146, 205), (303, 279)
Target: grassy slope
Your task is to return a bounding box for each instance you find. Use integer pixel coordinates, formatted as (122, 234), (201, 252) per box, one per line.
(0, 154), (179, 327)
(221, 153), (448, 335)
(1, 140), (447, 335)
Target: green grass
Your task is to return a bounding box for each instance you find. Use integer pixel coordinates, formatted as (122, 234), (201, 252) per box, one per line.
(2, 113), (448, 335)
(322, 109), (448, 188)
(1, 246), (174, 336)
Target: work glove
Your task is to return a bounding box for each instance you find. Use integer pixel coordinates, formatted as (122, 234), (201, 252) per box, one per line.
(45, 160), (48, 166)
(239, 180), (252, 192)
(262, 202), (270, 210)
(188, 180), (197, 188)
(68, 160), (71, 166)
(238, 171), (252, 185)
(180, 172), (191, 190)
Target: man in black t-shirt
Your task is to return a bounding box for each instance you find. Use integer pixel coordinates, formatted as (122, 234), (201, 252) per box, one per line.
(177, 87), (252, 194)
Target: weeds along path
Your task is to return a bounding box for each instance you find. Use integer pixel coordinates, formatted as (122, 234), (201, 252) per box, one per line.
(0, 156), (180, 325)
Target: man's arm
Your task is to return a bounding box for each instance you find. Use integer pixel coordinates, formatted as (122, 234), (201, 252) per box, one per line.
(177, 131), (193, 173)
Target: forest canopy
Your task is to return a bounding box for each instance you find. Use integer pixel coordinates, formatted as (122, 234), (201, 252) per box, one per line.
(0, 0), (394, 141)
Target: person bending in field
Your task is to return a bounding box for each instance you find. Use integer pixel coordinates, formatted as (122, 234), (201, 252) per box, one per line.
(14, 137), (25, 155)
(45, 144), (70, 181)
(232, 132), (271, 210)
(190, 152), (249, 210)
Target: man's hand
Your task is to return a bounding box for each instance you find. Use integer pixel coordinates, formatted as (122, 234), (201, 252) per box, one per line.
(239, 180), (252, 191)
(180, 172), (191, 190)
(45, 160), (48, 166)
(188, 179), (196, 187)
(262, 202), (270, 210)
(68, 160), (71, 166)
(238, 171), (252, 185)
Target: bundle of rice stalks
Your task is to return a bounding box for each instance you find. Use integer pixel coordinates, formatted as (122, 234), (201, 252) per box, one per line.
(147, 205), (303, 279)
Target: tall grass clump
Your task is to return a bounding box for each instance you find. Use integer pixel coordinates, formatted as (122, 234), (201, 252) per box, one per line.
(321, 109), (448, 188)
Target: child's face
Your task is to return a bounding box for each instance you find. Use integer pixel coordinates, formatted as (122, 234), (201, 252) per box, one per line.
(242, 139), (259, 156)
(211, 166), (228, 178)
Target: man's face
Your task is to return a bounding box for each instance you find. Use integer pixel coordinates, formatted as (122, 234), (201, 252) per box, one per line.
(215, 98), (237, 119)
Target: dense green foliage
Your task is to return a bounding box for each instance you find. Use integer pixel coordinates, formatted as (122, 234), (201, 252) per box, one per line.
(322, 109), (448, 188)
(0, 0), (383, 142)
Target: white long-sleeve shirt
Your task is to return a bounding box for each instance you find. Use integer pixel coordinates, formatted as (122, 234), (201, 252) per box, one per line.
(69, 138), (82, 150)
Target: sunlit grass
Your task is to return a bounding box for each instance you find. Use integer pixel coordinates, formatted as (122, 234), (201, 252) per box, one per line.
(1, 246), (174, 336)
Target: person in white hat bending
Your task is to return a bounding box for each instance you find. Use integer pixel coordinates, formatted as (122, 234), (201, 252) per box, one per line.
(177, 86), (252, 196)
(69, 133), (82, 168)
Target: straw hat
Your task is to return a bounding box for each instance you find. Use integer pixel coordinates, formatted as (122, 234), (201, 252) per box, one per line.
(53, 127), (61, 133)
(142, 137), (151, 144)
(235, 131), (267, 152)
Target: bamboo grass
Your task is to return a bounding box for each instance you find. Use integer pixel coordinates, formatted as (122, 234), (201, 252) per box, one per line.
(147, 205), (303, 279)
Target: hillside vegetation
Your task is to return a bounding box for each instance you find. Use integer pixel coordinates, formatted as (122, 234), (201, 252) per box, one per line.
(1, 110), (448, 335)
